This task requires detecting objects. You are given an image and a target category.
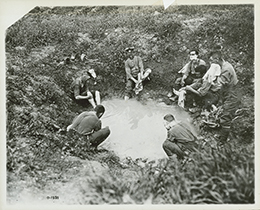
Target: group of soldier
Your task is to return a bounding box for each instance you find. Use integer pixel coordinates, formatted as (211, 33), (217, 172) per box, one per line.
(66, 45), (240, 161)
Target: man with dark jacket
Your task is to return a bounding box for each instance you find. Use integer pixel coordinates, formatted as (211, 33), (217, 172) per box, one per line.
(175, 49), (206, 87)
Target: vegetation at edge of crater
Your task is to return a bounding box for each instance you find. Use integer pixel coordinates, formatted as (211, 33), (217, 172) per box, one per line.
(6, 5), (254, 204)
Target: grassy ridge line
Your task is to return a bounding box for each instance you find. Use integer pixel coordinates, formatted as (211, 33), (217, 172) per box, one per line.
(6, 5), (254, 204)
(6, 5), (254, 96)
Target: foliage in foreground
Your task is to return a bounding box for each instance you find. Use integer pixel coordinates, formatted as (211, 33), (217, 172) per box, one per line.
(6, 5), (254, 204)
(85, 142), (254, 204)
(7, 141), (254, 204)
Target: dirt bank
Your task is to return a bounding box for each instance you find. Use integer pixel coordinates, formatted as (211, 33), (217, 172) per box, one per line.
(6, 5), (254, 204)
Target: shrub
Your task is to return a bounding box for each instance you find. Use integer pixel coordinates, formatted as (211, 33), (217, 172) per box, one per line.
(6, 5), (254, 204)
(231, 104), (254, 144)
(87, 143), (254, 204)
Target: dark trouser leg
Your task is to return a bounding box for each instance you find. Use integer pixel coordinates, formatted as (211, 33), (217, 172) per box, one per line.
(125, 79), (135, 98)
(219, 88), (240, 143)
(174, 76), (193, 89)
(185, 92), (199, 108)
(162, 140), (185, 160)
(174, 77), (183, 90)
(185, 75), (194, 86)
(89, 126), (111, 149)
(202, 91), (219, 111)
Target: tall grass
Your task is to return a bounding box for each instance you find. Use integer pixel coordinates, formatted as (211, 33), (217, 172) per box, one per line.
(87, 143), (254, 204)
(6, 5), (254, 204)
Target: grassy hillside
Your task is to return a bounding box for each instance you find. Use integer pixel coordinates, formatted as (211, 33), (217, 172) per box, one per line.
(6, 5), (254, 204)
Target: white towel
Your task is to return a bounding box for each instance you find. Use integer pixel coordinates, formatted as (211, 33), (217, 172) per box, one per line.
(203, 63), (221, 84)
(178, 89), (186, 108)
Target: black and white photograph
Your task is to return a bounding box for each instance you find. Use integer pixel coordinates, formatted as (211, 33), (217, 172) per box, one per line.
(2, 0), (258, 208)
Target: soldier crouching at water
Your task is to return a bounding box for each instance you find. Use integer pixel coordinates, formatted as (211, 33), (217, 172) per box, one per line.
(162, 114), (198, 161)
(67, 105), (110, 152)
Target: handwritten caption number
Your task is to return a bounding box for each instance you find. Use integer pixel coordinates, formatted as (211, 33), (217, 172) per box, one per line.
(47, 196), (59, 200)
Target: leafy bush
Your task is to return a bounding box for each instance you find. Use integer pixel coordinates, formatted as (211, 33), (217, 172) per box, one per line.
(231, 104), (254, 144)
(191, 5), (254, 90)
(6, 5), (254, 204)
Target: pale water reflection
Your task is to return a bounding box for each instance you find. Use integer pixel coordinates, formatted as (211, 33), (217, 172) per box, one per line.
(101, 98), (197, 161)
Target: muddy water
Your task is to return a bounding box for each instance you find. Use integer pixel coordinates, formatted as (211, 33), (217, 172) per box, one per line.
(100, 98), (197, 161)
(7, 99), (197, 205)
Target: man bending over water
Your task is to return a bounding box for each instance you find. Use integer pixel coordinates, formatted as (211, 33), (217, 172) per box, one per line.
(162, 114), (198, 161)
(67, 105), (110, 151)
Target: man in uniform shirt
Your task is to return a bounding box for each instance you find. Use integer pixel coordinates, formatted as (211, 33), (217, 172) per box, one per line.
(162, 114), (198, 160)
(207, 51), (240, 145)
(67, 105), (110, 151)
(175, 49), (207, 87)
(124, 47), (152, 100)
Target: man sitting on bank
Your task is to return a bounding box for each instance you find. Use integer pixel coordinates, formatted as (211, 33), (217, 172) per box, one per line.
(72, 69), (101, 108)
(175, 49), (206, 88)
(124, 47), (152, 100)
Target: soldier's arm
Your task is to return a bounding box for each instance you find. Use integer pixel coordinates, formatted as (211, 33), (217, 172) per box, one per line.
(125, 61), (138, 83)
(67, 112), (89, 131)
(74, 84), (91, 100)
(94, 120), (102, 132)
